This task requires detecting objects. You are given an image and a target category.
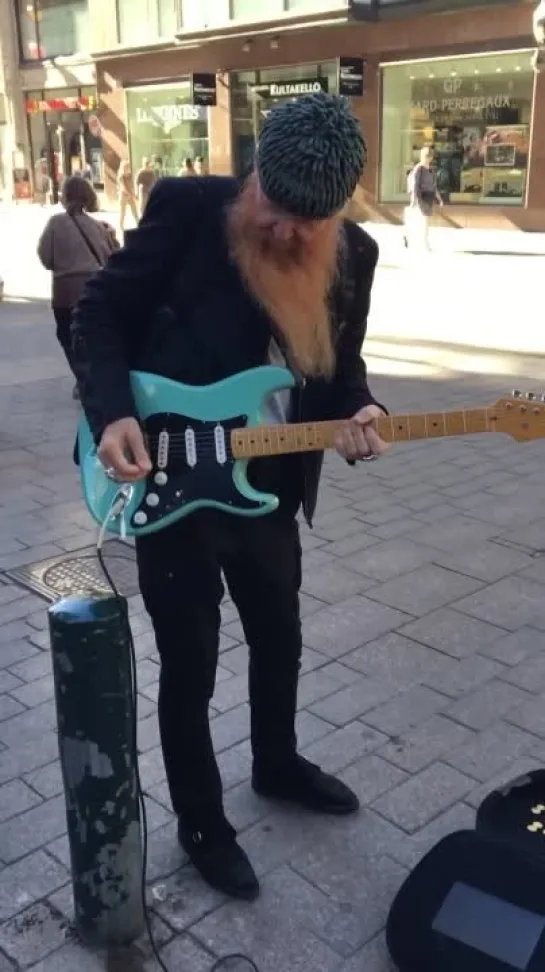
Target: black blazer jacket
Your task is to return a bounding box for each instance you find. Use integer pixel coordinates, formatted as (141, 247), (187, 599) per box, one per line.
(72, 176), (382, 526)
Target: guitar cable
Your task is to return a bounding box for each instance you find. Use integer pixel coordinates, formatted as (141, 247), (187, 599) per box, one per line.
(96, 494), (260, 972)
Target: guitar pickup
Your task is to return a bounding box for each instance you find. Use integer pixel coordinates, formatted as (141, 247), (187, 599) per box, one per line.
(185, 427), (197, 468)
(214, 424), (227, 465)
(157, 430), (169, 470)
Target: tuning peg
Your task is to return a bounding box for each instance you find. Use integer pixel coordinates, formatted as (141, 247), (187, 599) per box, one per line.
(512, 389), (522, 398)
(526, 392), (536, 401)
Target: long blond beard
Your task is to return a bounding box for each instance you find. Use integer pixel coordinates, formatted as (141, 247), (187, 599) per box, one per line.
(227, 179), (340, 378)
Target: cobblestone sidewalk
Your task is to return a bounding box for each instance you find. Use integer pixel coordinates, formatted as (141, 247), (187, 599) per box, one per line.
(1, 298), (545, 971)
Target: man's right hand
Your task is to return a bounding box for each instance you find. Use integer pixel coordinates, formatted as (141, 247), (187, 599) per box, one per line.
(98, 418), (152, 482)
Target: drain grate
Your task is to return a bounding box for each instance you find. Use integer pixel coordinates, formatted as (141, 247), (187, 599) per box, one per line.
(4, 541), (139, 602)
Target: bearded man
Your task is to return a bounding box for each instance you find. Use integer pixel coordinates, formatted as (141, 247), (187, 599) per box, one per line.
(72, 93), (388, 901)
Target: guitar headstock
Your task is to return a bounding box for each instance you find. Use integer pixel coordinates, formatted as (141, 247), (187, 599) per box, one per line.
(491, 390), (545, 442)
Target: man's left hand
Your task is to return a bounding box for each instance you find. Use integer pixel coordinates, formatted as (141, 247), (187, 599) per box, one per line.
(335, 404), (389, 462)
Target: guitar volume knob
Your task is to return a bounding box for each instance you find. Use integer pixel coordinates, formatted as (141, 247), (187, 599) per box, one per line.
(154, 472), (168, 486)
(146, 493), (160, 507)
(133, 511), (148, 526)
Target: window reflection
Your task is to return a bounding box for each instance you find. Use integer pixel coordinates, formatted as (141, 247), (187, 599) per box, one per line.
(17, 0), (89, 60)
(380, 52), (534, 206)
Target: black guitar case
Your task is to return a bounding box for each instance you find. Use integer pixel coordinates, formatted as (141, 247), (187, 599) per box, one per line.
(386, 770), (545, 972)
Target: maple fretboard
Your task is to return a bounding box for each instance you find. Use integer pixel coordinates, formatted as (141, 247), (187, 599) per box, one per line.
(230, 407), (499, 459)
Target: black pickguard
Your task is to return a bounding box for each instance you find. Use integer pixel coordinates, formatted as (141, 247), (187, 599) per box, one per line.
(131, 413), (261, 529)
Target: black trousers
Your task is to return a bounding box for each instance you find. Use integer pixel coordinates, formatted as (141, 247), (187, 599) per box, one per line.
(53, 306), (75, 372)
(135, 508), (303, 830)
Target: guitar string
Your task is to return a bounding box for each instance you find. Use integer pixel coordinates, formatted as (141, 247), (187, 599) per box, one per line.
(141, 410), (495, 445)
(142, 428), (341, 443)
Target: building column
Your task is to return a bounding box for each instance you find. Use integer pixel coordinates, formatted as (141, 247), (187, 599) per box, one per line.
(526, 69), (545, 214)
(347, 56), (381, 222)
(96, 69), (127, 204)
(208, 73), (233, 176)
(0, 0), (29, 202)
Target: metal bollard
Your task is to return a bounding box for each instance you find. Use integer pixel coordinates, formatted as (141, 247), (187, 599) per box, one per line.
(49, 594), (145, 946)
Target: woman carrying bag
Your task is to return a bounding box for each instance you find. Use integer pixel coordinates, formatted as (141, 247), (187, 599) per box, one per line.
(37, 176), (118, 398)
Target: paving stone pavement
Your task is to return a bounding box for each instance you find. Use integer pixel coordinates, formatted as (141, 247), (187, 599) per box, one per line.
(1, 295), (545, 971)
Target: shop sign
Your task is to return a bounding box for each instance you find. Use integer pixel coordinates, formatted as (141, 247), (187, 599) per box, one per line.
(338, 57), (365, 97)
(25, 95), (97, 114)
(134, 103), (207, 132)
(412, 78), (514, 118)
(190, 73), (217, 107)
(250, 78), (329, 99)
(413, 93), (513, 115)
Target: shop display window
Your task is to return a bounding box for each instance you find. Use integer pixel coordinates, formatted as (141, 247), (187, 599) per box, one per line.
(26, 85), (103, 199)
(380, 51), (534, 206)
(126, 83), (209, 178)
(231, 61), (338, 176)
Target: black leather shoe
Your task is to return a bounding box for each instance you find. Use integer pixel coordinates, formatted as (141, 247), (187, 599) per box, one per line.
(178, 820), (259, 901)
(252, 754), (360, 815)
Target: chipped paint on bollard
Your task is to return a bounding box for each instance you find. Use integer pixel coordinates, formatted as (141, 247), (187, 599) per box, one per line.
(49, 594), (144, 946)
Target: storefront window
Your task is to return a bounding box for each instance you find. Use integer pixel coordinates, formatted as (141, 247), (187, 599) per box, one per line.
(26, 85), (102, 201)
(231, 0), (282, 18)
(116, 0), (178, 45)
(230, 0), (334, 18)
(126, 83), (209, 177)
(231, 61), (338, 176)
(286, 0), (341, 8)
(380, 51), (534, 206)
(17, 0), (89, 60)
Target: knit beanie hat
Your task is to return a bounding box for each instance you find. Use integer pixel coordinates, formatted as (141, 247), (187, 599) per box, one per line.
(255, 93), (367, 220)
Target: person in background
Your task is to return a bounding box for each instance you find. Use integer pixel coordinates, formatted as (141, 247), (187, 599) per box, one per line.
(195, 156), (209, 176)
(407, 146), (443, 252)
(135, 157), (156, 217)
(118, 160), (138, 232)
(37, 176), (118, 399)
(34, 157), (51, 206)
(179, 158), (195, 177)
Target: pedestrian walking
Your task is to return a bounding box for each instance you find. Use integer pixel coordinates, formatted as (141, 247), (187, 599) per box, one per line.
(117, 160), (138, 232)
(135, 157), (156, 217)
(179, 158), (195, 177)
(37, 175), (118, 398)
(195, 156), (209, 176)
(405, 147), (443, 252)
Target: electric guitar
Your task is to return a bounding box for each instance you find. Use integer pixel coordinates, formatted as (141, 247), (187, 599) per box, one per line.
(77, 367), (545, 537)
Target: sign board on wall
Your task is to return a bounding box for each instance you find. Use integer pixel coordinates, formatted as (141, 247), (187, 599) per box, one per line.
(135, 104), (207, 127)
(338, 57), (365, 96)
(250, 78), (329, 99)
(190, 73), (217, 107)
(25, 95), (97, 114)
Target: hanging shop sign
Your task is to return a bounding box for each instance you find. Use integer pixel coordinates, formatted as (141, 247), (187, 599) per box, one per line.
(25, 95), (97, 114)
(250, 77), (329, 99)
(338, 57), (365, 97)
(190, 73), (217, 107)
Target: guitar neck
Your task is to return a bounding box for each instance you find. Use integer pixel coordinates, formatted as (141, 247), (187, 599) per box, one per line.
(231, 407), (498, 459)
